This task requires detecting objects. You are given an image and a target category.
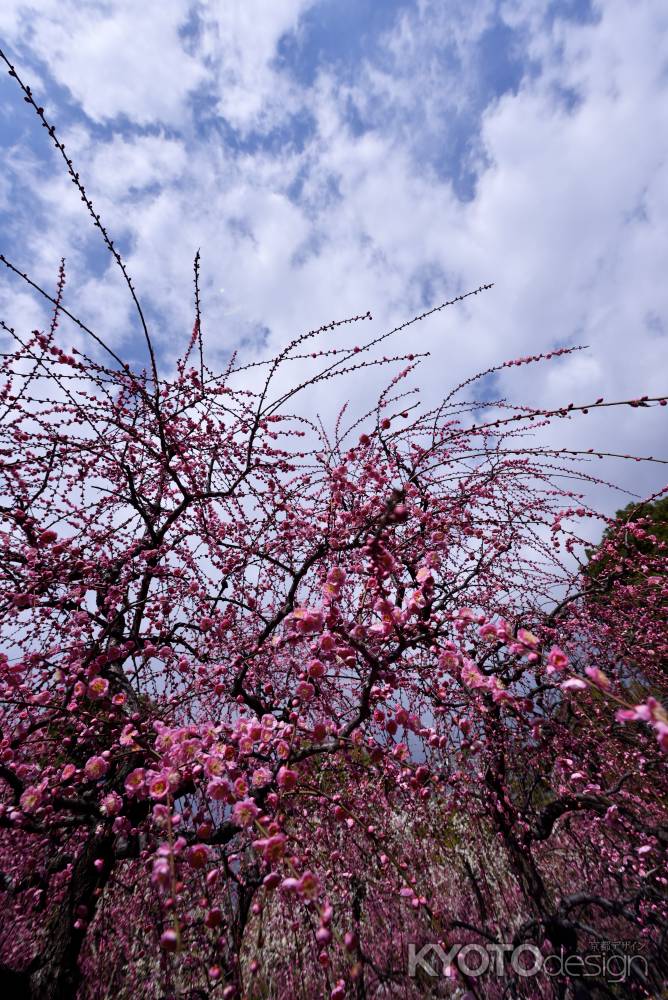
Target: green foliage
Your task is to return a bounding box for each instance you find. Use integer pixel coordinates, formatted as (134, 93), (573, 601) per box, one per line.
(584, 495), (668, 586)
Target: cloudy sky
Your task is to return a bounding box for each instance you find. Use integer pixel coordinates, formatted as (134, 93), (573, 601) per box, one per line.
(0, 0), (666, 512)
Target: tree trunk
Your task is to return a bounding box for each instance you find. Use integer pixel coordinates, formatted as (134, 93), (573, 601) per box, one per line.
(2, 830), (114, 1000)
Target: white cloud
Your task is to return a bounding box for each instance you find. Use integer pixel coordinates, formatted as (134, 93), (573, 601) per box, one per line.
(87, 134), (188, 199)
(1, 0), (666, 513)
(199, 0), (319, 132)
(0, 0), (208, 124)
(0, 0), (322, 130)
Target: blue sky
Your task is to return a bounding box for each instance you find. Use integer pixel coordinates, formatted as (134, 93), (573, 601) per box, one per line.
(0, 0), (666, 509)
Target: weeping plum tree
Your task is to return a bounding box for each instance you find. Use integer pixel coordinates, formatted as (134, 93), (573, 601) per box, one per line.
(0, 52), (667, 1000)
